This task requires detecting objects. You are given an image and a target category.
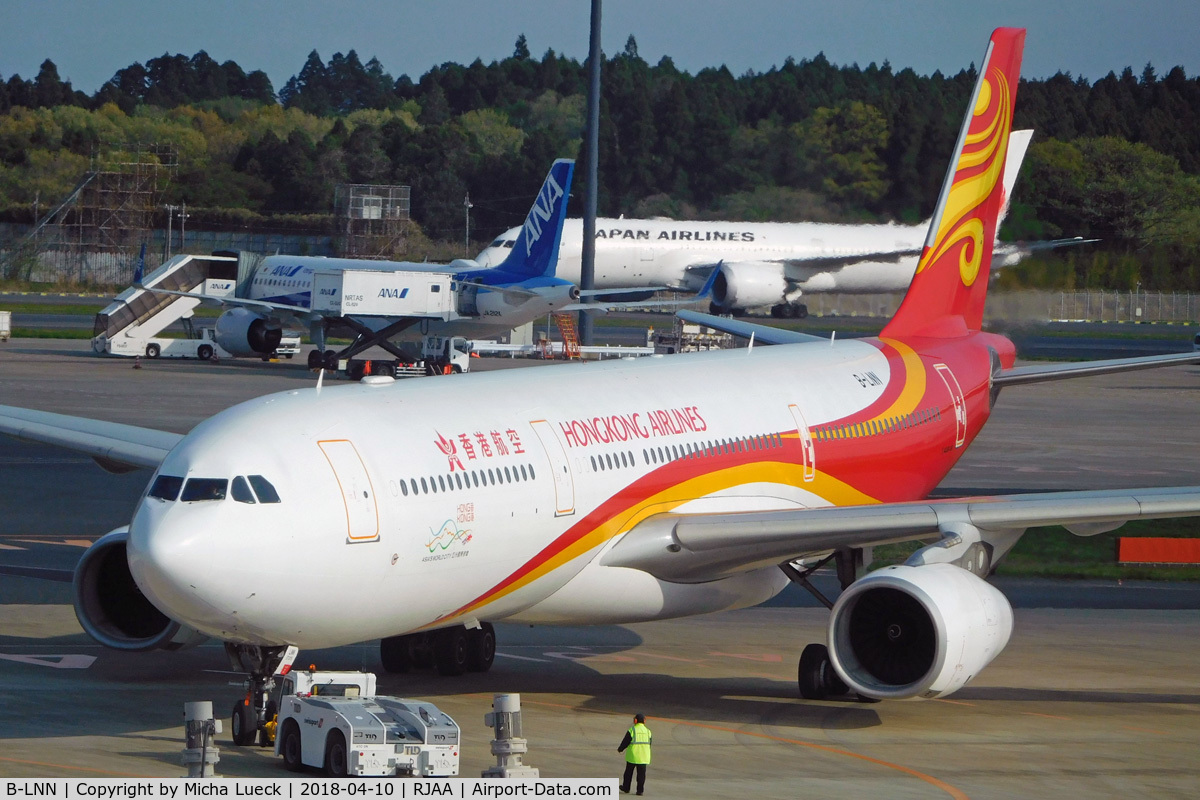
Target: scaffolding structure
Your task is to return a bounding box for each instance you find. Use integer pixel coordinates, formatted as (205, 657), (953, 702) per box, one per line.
(1, 143), (176, 285)
(333, 183), (412, 259)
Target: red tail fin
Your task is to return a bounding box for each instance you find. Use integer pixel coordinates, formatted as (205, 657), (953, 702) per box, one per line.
(881, 28), (1026, 339)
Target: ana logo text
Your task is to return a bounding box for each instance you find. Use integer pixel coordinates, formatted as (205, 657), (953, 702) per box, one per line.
(522, 172), (565, 256)
(378, 288), (410, 299)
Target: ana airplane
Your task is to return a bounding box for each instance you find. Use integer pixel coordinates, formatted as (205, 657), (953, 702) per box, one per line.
(475, 130), (1082, 318)
(3, 29), (1199, 749)
(146, 160), (580, 370)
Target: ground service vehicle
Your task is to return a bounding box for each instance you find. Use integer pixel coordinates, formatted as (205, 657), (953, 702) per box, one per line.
(271, 670), (461, 777)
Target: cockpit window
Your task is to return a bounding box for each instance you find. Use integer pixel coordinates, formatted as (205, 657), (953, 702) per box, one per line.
(248, 475), (281, 504)
(149, 475), (184, 501)
(231, 476), (256, 504)
(490, 238), (505, 248)
(181, 478), (227, 502)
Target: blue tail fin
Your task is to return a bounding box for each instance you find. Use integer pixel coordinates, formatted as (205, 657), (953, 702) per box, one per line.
(492, 159), (574, 281)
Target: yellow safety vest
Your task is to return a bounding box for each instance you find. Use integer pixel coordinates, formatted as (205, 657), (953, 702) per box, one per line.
(626, 723), (652, 764)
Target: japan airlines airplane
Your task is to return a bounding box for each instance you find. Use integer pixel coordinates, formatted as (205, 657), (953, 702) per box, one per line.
(145, 160), (580, 369)
(474, 130), (1083, 318)
(4, 30), (1200, 745)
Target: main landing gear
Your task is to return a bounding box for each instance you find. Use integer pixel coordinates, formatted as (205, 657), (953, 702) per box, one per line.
(782, 549), (877, 702)
(226, 643), (290, 748)
(770, 302), (808, 319)
(380, 623), (496, 677)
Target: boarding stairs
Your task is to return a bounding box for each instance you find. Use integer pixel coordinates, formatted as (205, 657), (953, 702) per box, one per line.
(91, 254), (239, 357)
(547, 312), (582, 360)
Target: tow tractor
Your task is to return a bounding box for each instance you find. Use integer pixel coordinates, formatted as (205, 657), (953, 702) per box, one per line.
(231, 655), (461, 778)
(273, 669), (461, 777)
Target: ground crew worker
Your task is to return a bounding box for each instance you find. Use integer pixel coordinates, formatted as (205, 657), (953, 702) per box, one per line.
(617, 713), (652, 795)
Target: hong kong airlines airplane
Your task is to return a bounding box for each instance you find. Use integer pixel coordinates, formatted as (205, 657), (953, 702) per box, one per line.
(2, 29), (1199, 747)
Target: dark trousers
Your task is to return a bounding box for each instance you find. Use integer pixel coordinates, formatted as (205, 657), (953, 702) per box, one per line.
(621, 762), (647, 794)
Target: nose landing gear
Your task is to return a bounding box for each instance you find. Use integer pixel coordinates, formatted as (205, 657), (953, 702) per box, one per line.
(225, 643), (295, 748)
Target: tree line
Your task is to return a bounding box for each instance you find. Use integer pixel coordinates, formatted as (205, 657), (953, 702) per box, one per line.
(1, 36), (1198, 289)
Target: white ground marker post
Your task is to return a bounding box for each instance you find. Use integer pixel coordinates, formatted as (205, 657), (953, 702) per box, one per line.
(182, 700), (222, 777)
(482, 693), (540, 778)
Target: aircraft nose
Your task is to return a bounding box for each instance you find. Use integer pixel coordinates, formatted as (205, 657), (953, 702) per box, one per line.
(126, 503), (236, 633)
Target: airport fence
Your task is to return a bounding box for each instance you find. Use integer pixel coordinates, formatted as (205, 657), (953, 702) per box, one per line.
(808, 290), (1199, 324)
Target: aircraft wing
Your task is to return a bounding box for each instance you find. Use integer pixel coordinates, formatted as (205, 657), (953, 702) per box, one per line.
(602, 486), (1200, 583)
(675, 310), (827, 344)
(0, 405), (180, 472)
(136, 285), (320, 322)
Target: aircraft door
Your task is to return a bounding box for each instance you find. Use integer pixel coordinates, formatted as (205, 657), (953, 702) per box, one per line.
(787, 404), (816, 482)
(934, 364), (967, 448)
(317, 439), (380, 542)
(530, 419), (575, 516)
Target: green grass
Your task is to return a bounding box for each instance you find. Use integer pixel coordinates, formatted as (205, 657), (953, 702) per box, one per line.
(871, 517), (1200, 581)
(0, 302), (221, 318)
(9, 328), (94, 339)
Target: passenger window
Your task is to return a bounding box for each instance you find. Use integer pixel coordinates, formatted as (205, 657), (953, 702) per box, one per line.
(472, 471), (480, 488)
(438, 475), (447, 492)
(232, 476), (256, 504)
(591, 456), (597, 471)
(421, 477), (428, 493)
(520, 464), (528, 481)
(504, 466), (512, 482)
(248, 475), (281, 503)
(454, 473), (463, 490)
(527, 464), (535, 480)
(149, 475), (184, 501)
(181, 478), (227, 502)
(401, 481), (409, 497)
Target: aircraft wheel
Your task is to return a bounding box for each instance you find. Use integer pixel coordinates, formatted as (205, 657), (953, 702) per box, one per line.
(197, 345), (214, 361)
(467, 623), (496, 672)
(798, 643), (848, 700)
(307, 350), (323, 369)
(795, 304), (809, 319)
(323, 351), (339, 371)
(435, 627), (469, 676)
(324, 730), (348, 778)
(770, 304), (789, 318)
(258, 700), (278, 747)
(281, 720), (303, 772)
(145, 343), (160, 358)
(230, 700), (257, 746)
(380, 635), (413, 673)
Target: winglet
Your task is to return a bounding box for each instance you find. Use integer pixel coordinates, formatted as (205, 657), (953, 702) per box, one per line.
(697, 262), (722, 300)
(881, 28), (1026, 339)
(492, 159), (575, 281)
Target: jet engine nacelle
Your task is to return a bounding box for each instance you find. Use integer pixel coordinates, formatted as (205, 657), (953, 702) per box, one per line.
(214, 307), (283, 356)
(73, 527), (208, 651)
(711, 262), (788, 309)
(827, 562), (1013, 700)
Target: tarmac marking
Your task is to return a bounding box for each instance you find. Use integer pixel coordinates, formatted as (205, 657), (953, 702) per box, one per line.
(0, 543), (26, 550)
(1123, 725), (1170, 735)
(708, 652), (783, 662)
(0, 653), (97, 669)
(515, 698), (968, 800)
(0, 755), (146, 776)
(935, 698), (977, 707)
(1021, 711), (1071, 721)
(495, 652), (551, 662)
(11, 538), (94, 548)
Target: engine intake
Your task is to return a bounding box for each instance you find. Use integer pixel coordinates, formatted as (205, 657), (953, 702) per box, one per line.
(73, 528), (207, 651)
(215, 307), (283, 356)
(827, 563), (1012, 700)
(710, 262), (788, 310)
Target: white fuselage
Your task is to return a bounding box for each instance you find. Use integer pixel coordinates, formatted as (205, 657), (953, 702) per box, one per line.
(126, 337), (953, 650)
(476, 218), (929, 296)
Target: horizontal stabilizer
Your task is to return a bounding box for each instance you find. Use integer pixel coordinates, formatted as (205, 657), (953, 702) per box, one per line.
(675, 310), (826, 345)
(994, 352), (1200, 387)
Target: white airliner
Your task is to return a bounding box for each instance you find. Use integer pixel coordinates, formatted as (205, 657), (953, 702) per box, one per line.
(3, 29), (1199, 753)
(146, 160), (581, 370)
(475, 130), (1081, 318)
